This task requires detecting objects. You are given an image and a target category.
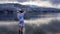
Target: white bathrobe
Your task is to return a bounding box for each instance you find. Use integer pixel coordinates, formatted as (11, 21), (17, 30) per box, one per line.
(17, 11), (26, 27)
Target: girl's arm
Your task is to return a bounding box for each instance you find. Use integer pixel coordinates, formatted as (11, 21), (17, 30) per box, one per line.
(23, 11), (26, 14)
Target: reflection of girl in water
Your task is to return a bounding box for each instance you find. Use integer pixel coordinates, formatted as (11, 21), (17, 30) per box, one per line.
(17, 9), (25, 34)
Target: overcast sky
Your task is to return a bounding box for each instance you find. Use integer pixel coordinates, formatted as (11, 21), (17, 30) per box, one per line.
(0, 0), (60, 9)
(19, 0), (60, 9)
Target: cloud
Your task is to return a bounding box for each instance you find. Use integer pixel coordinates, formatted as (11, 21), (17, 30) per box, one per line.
(17, 0), (27, 2)
(0, 0), (60, 5)
(17, 0), (48, 2)
(0, 0), (17, 1)
(49, 0), (60, 5)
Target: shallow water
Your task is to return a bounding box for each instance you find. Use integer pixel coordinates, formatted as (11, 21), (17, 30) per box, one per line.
(0, 13), (60, 34)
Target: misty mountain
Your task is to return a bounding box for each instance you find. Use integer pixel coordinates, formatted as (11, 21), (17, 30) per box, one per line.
(0, 3), (60, 14)
(26, 5), (60, 13)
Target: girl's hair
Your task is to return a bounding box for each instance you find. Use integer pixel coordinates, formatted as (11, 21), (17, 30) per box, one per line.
(19, 10), (24, 13)
(18, 9), (24, 13)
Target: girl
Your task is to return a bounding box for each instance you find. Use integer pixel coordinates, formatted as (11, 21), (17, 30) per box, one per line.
(17, 9), (26, 34)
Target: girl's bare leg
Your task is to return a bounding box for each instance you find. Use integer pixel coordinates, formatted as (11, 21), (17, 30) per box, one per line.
(19, 26), (23, 34)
